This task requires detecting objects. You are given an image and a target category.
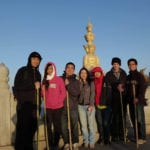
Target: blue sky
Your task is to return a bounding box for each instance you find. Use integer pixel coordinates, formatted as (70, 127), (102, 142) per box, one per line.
(0, 0), (150, 86)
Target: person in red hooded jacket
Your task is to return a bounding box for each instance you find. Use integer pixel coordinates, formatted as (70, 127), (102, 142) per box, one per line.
(91, 66), (112, 145)
(42, 62), (66, 150)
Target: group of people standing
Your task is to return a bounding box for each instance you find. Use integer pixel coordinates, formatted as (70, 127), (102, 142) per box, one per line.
(13, 51), (147, 150)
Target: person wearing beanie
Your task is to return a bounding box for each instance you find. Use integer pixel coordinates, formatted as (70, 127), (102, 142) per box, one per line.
(91, 67), (112, 145)
(13, 51), (42, 150)
(105, 57), (127, 143)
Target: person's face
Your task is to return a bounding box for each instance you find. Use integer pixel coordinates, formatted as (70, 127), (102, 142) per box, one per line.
(94, 72), (101, 78)
(65, 64), (75, 76)
(80, 70), (87, 81)
(112, 63), (120, 71)
(31, 57), (40, 68)
(128, 61), (137, 71)
(47, 65), (53, 75)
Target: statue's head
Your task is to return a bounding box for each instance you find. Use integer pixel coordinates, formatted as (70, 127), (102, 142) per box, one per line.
(86, 23), (93, 32)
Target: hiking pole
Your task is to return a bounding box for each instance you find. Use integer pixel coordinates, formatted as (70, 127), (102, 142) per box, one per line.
(66, 91), (73, 150)
(36, 88), (40, 150)
(120, 91), (126, 143)
(132, 80), (139, 149)
(43, 87), (50, 150)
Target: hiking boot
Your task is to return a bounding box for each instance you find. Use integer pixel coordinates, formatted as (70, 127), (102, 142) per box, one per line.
(73, 143), (78, 150)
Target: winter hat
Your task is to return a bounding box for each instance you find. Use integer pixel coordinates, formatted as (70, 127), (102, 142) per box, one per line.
(91, 66), (103, 73)
(111, 57), (121, 65)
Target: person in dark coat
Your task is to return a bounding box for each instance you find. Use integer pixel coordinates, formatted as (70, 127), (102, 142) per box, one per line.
(13, 51), (42, 150)
(126, 58), (147, 144)
(61, 62), (80, 150)
(105, 57), (127, 142)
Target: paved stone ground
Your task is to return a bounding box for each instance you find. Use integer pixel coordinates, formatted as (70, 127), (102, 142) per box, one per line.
(0, 135), (150, 150)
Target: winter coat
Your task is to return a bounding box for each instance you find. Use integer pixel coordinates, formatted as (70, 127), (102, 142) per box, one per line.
(105, 68), (127, 111)
(100, 79), (112, 106)
(42, 62), (66, 109)
(61, 74), (80, 111)
(126, 70), (147, 105)
(13, 58), (41, 105)
(78, 81), (95, 106)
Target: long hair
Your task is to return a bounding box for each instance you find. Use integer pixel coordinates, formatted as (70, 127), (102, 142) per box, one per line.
(42, 64), (52, 89)
(79, 67), (91, 85)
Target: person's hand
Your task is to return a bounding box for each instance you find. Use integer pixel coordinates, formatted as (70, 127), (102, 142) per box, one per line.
(35, 81), (40, 89)
(42, 85), (45, 91)
(88, 105), (94, 112)
(133, 98), (139, 104)
(65, 78), (69, 86)
(117, 84), (124, 92)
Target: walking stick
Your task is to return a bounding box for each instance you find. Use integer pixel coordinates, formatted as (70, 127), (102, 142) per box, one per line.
(43, 87), (50, 150)
(36, 89), (40, 150)
(120, 91), (126, 143)
(66, 91), (73, 150)
(132, 81), (139, 149)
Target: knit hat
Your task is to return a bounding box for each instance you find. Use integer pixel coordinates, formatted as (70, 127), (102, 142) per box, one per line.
(111, 57), (121, 65)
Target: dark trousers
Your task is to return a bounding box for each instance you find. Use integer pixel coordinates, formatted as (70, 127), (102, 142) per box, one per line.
(102, 107), (112, 143)
(61, 109), (79, 144)
(96, 107), (112, 143)
(15, 102), (37, 150)
(129, 103), (146, 140)
(46, 107), (63, 147)
(111, 102), (127, 140)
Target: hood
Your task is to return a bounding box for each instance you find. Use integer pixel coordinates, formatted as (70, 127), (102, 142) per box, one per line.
(45, 62), (57, 80)
(27, 51), (42, 68)
(91, 66), (103, 74)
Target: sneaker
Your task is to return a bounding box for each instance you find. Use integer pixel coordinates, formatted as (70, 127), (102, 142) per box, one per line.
(73, 143), (78, 150)
(138, 139), (146, 144)
(64, 143), (70, 150)
(89, 144), (95, 149)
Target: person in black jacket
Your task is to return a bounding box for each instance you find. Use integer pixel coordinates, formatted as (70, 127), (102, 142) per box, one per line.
(126, 58), (147, 144)
(105, 57), (127, 142)
(61, 62), (80, 150)
(13, 51), (42, 150)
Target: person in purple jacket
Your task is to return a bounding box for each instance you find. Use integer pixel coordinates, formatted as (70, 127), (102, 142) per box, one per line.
(42, 62), (66, 150)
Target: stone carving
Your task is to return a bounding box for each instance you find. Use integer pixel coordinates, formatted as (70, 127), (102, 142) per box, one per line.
(0, 63), (16, 146)
(83, 22), (100, 70)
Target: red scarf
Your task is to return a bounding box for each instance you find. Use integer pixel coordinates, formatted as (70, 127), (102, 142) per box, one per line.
(94, 76), (104, 106)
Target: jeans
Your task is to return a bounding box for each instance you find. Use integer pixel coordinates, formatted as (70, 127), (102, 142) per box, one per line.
(61, 108), (79, 144)
(129, 103), (146, 140)
(78, 105), (96, 144)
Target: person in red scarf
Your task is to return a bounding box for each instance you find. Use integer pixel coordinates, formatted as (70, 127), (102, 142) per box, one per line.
(92, 67), (112, 146)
